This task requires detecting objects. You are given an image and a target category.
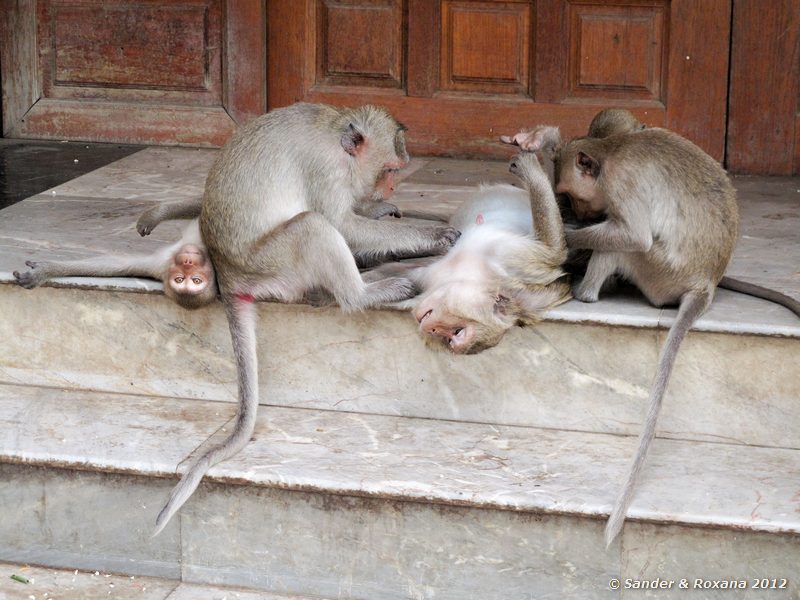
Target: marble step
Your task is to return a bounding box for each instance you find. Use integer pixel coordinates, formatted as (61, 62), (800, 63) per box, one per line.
(1, 386), (798, 599)
(2, 281), (799, 450)
(0, 562), (314, 600)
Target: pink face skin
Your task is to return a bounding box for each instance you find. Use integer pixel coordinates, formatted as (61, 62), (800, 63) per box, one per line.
(414, 291), (477, 354)
(167, 244), (212, 296)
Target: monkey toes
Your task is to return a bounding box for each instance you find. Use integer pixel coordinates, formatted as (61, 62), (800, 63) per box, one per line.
(508, 152), (542, 179)
(13, 266), (41, 289)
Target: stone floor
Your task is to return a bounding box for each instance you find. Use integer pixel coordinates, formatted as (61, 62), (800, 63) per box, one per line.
(0, 147), (798, 337)
(0, 561), (313, 599)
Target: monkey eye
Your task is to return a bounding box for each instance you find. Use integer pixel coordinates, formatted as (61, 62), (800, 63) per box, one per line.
(454, 328), (464, 336)
(174, 276), (184, 283)
(192, 277), (203, 285)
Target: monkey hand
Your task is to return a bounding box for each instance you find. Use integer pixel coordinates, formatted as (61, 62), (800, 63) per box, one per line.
(367, 201), (403, 219)
(500, 126), (561, 152)
(13, 260), (48, 289)
(429, 226), (461, 253)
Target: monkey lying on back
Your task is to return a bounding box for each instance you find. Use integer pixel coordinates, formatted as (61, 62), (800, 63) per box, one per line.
(503, 109), (741, 546)
(378, 153), (571, 354)
(152, 102), (460, 535)
(14, 198), (217, 309)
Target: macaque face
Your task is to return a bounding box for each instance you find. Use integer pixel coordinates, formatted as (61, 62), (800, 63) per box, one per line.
(413, 285), (508, 354)
(556, 151), (605, 221)
(167, 244), (214, 297)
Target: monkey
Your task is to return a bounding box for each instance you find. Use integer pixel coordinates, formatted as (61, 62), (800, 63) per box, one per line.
(152, 102), (460, 535)
(504, 113), (741, 545)
(501, 110), (800, 313)
(13, 199), (217, 309)
(374, 153), (571, 354)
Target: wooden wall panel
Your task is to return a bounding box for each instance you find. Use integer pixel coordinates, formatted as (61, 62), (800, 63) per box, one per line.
(664, 0), (730, 163)
(315, 0), (404, 89)
(0, 0), (41, 137)
(727, 0), (800, 175)
(567, 3), (666, 101)
(2, 0), (265, 146)
(440, 0), (531, 95)
(50, 4), (211, 90)
(39, 0), (222, 106)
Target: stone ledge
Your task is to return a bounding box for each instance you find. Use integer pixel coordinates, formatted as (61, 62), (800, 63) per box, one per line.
(2, 387), (798, 536)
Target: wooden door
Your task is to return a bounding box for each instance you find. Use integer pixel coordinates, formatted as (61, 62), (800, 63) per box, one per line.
(268, 0), (732, 161)
(727, 0), (800, 175)
(1, 0), (266, 146)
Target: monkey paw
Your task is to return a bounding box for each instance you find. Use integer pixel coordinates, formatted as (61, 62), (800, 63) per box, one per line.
(509, 152), (542, 180)
(431, 226), (461, 252)
(501, 126), (560, 152)
(13, 261), (46, 289)
(368, 201), (403, 219)
(136, 212), (158, 236)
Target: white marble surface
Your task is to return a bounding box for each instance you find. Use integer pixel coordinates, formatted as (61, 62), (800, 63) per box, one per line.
(2, 287), (798, 449)
(1, 149), (798, 336)
(2, 386), (798, 535)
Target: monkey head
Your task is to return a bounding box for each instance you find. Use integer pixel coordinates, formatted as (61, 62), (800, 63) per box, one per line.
(587, 108), (645, 139)
(414, 284), (515, 354)
(556, 144), (606, 221)
(163, 243), (217, 309)
(340, 105), (409, 201)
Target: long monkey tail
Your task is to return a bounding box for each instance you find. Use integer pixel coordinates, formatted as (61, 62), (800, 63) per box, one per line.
(604, 289), (710, 547)
(718, 275), (800, 318)
(153, 295), (260, 536)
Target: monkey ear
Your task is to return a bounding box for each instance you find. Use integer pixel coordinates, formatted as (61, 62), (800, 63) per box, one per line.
(577, 151), (600, 178)
(493, 293), (511, 315)
(341, 123), (365, 156)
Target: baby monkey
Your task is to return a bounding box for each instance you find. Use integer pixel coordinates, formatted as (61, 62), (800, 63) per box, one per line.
(13, 198), (217, 309)
(503, 109), (739, 545)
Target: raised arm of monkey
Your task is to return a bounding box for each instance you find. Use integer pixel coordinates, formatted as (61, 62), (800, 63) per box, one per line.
(13, 205), (217, 310)
(152, 102), (459, 535)
(382, 152), (570, 354)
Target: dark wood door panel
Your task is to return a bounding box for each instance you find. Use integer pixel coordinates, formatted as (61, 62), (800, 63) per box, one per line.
(727, 0), (800, 175)
(1, 0), (266, 146)
(270, 0), (731, 161)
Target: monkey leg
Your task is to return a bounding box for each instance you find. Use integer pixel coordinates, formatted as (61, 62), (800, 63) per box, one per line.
(250, 211), (416, 311)
(574, 251), (620, 302)
(137, 197), (203, 236)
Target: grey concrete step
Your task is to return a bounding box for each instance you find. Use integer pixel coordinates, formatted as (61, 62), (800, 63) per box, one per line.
(2, 282), (799, 451)
(0, 562), (318, 599)
(1, 386), (798, 599)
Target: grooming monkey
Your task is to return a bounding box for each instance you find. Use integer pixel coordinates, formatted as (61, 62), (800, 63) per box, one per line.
(14, 199), (217, 309)
(504, 110), (800, 316)
(378, 153), (571, 354)
(152, 102), (459, 534)
(502, 110), (740, 545)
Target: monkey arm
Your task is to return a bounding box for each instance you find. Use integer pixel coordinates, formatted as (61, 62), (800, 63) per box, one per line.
(508, 152), (567, 260)
(338, 214), (459, 258)
(137, 197), (203, 236)
(565, 216), (652, 253)
(13, 254), (166, 289)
